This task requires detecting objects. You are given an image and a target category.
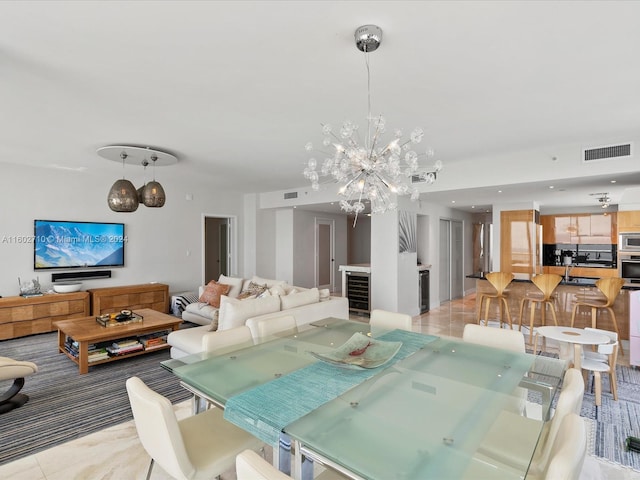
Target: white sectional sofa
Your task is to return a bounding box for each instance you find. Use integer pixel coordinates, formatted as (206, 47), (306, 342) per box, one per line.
(167, 275), (349, 358)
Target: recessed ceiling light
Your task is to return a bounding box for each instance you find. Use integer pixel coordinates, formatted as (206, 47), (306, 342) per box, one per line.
(471, 205), (475, 209)
(549, 186), (554, 189)
(451, 200), (456, 204)
(498, 190), (502, 193)
(611, 180), (617, 184)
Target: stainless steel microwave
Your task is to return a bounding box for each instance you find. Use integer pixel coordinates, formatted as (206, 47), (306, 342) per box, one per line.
(619, 233), (640, 251)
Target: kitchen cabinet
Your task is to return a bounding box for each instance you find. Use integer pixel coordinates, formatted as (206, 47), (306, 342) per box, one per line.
(618, 211), (640, 233)
(541, 213), (615, 244)
(500, 209), (542, 276)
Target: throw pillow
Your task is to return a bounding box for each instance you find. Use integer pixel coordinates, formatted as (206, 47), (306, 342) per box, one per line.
(319, 288), (331, 301)
(207, 310), (220, 331)
(199, 281), (231, 308)
(280, 288), (320, 310)
(218, 274), (244, 298)
(218, 295), (281, 331)
(237, 281), (268, 300)
(269, 284), (287, 296)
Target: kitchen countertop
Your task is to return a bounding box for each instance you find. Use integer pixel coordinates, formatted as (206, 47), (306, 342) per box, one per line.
(467, 273), (640, 289)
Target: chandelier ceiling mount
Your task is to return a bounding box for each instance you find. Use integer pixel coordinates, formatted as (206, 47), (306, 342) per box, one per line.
(303, 25), (442, 225)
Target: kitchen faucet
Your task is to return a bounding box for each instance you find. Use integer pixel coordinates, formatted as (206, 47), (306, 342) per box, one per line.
(564, 264), (575, 282)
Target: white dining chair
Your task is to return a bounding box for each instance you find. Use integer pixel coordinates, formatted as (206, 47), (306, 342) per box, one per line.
(126, 376), (263, 480)
(476, 368), (584, 476)
(202, 325), (254, 354)
(462, 323), (527, 415)
(527, 413), (587, 480)
(254, 315), (297, 342)
(462, 323), (526, 352)
(369, 309), (412, 334)
(236, 449), (291, 479)
(581, 327), (618, 412)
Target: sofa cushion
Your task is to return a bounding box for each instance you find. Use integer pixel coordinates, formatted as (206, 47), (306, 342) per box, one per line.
(167, 325), (210, 357)
(185, 302), (219, 320)
(218, 295), (281, 331)
(280, 288), (319, 310)
(218, 274), (245, 298)
(199, 280), (231, 308)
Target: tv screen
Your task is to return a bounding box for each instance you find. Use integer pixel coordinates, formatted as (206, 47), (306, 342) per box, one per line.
(34, 220), (125, 270)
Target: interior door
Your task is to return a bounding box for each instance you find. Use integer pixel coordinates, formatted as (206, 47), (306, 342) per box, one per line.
(439, 218), (464, 302)
(204, 216), (235, 284)
(439, 219), (451, 303)
(316, 218), (335, 291)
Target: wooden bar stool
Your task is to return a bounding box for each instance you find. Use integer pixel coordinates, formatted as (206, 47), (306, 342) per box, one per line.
(518, 274), (562, 346)
(570, 277), (625, 355)
(477, 272), (514, 329)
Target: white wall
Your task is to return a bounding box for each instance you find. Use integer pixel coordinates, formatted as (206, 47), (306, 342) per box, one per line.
(0, 163), (245, 296)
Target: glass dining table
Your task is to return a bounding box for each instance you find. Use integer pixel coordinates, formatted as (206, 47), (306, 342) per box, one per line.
(161, 318), (567, 480)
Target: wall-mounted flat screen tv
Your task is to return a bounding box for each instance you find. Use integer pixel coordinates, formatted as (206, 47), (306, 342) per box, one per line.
(34, 220), (125, 270)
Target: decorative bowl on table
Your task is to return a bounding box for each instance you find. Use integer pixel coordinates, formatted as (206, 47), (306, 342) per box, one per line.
(309, 332), (402, 369)
(52, 282), (82, 293)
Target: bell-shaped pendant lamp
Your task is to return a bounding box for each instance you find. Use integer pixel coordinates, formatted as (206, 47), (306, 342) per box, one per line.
(142, 154), (166, 207)
(107, 152), (139, 212)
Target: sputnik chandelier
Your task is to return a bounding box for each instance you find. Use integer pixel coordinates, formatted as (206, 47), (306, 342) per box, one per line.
(303, 25), (442, 223)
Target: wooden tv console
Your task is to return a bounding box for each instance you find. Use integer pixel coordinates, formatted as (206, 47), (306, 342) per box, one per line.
(0, 292), (90, 340)
(88, 283), (170, 316)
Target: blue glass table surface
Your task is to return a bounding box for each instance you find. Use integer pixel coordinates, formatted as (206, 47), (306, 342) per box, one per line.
(285, 336), (567, 480)
(160, 318), (376, 406)
(161, 319), (566, 479)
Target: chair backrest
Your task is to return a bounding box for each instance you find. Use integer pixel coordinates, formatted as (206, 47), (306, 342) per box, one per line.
(485, 272), (514, 295)
(254, 314), (297, 342)
(534, 368), (584, 470)
(125, 376), (194, 480)
(542, 413), (587, 480)
(370, 309), (413, 333)
(595, 278), (625, 307)
(531, 274), (562, 300)
(236, 449), (291, 480)
(202, 325), (254, 354)
(462, 324), (525, 352)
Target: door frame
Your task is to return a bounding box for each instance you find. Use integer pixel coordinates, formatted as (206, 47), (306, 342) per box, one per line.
(202, 213), (237, 285)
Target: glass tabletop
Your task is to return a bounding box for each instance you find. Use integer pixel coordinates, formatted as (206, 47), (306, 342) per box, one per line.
(161, 318), (373, 406)
(285, 336), (566, 480)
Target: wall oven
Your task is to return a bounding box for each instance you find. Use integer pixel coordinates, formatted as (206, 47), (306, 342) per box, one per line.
(619, 233), (640, 252)
(620, 255), (640, 283)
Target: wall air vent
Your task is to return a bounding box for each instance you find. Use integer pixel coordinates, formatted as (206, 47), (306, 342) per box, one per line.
(283, 192), (298, 199)
(583, 143), (633, 162)
(411, 175), (425, 183)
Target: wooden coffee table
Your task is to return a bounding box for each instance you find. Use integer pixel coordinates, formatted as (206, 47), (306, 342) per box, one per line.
(53, 308), (182, 374)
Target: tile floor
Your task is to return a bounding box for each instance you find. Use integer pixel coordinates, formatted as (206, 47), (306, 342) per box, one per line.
(0, 293), (637, 480)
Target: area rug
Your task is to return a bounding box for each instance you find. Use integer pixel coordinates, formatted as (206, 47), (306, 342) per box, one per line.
(580, 365), (640, 471)
(0, 330), (192, 466)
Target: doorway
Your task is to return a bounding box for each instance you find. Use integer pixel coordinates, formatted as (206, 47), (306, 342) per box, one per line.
(439, 218), (464, 302)
(203, 215), (236, 283)
(315, 218), (335, 291)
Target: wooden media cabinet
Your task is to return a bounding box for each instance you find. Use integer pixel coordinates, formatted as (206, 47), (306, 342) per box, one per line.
(88, 283), (169, 316)
(0, 292), (90, 340)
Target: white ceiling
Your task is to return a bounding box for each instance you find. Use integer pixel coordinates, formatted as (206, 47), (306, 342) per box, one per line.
(2, 1), (640, 213)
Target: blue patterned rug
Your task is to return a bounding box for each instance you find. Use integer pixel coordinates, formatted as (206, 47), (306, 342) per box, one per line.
(581, 365), (640, 470)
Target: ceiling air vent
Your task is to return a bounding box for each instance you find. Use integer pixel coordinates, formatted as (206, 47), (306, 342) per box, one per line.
(583, 143), (633, 162)
(411, 175), (425, 183)
(283, 192), (298, 199)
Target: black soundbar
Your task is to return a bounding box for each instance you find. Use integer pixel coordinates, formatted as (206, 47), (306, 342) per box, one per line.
(51, 270), (112, 282)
